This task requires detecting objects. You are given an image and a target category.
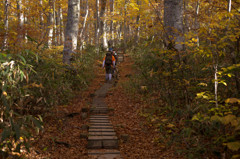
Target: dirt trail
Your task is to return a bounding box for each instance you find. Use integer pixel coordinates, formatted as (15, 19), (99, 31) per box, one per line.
(29, 54), (177, 159)
(29, 64), (105, 159)
(106, 55), (178, 159)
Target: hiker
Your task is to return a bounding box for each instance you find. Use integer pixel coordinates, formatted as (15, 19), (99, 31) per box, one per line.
(112, 49), (118, 65)
(102, 51), (116, 82)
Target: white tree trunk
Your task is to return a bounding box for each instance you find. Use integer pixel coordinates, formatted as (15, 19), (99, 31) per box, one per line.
(100, 0), (108, 50)
(39, 0), (45, 39)
(2, 0), (9, 51)
(228, 0), (231, 12)
(63, 0), (80, 65)
(103, 20), (108, 49)
(48, 0), (54, 48)
(195, 0), (200, 47)
(24, 13), (28, 43)
(53, 0), (57, 45)
(134, 14), (140, 44)
(56, 6), (61, 45)
(123, 0), (127, 51)
(164, 0), (184, 51)
(59, 7), (64, 44)
(109, 0), (114, 46)
(214, 65), (218, 107)
(95, 0), (100, 47)
(17, 0), (24, 43)
(79, 0), (89, 44)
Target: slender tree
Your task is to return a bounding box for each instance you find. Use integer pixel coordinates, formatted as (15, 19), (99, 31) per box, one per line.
(100, 0), (108, 50)
(79, 0), (89, 49)
(164, 0), (184, 51)
(17, 0), (24, 44)
(2, 0), (9, 51)
(63, 0), (81, 65)
(95, 0), (100, 48)
(48, 0), (54, 47)
(59, 6), (65, 44)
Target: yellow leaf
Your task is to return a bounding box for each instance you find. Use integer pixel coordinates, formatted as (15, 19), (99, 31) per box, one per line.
(225, 98), (240, 104)
(192, 38), (198, 42)
(231, 119), (239, 127)
(198, 83), (208, 87)
(232, 155), (240, 159)
(192, 115), (200, 121)
(210, 115), (222, 122)
(222, 114), (237, 125)
(140, 86), (147, 90)
(2, 91), (7, 96)
(167, 123), (175, 128)
(223, 141), (240, 151)
(161, 119), (168, 122)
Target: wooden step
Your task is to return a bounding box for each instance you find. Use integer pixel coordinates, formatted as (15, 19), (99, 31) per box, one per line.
(89, 132), (116, 136)
(89, 126), (114, 129)
(87, 136), (118, 149)
(88, 149), (121, 158)
(89, 128), (115, 132)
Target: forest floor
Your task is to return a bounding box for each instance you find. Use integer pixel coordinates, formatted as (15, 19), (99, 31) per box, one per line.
(28, 54), (179, 159)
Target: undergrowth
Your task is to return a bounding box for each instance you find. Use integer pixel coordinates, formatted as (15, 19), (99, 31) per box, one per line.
(0, 44), (99, 157)
(123, 42), (240, 159)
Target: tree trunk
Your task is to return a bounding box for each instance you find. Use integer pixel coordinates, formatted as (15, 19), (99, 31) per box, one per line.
(123, 0), (127, 52)
(59, 7), (64, 44)
(17, 0), (24, 44)
(39, 0), (45, 40)
(194, 0), (200, 46)
(100, 0), (108, 50)
(56, 6), (61, 45)
(102, 20), (108, 49)
(134, 14), (140, 44)
(227, 0), (240, 95)
(95, 0), (100, 49)
(24, 10), (28, 43)
(63, 0), (81, 65)
(2, 0), (9, 51)
(53, 0), (57, 45)
(48, 0), (54, 48)
(164, 0), (184, 51)
(109, 0), (114, 47)
(79, 0), (89, 49)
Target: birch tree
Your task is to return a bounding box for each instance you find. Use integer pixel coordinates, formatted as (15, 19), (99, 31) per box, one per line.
(17, 0), (24, 44)
(109, 0), (114, 46)
(2, 0), (9, 51)
(100, 0), (108, 50)
(63, 0), (81, 65)
(95, 0), (100, 48)
(59, 6), (65, 44)
(164, 0), (184, 51)
(79, 0), (89, 50)
(48, 0), (54, 47)
(134, 0), (141, 44)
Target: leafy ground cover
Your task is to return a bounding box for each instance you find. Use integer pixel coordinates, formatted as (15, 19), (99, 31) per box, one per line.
(27, 59), (105, 158)
(25, 53), (181, 159)
(106, 55), (180, 159)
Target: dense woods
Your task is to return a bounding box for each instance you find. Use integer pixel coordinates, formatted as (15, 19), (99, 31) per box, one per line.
(0, 0), (240, 158)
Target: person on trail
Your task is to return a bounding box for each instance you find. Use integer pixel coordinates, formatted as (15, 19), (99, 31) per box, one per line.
(102, 51), (116, 82)
(112, 49), (118, 65)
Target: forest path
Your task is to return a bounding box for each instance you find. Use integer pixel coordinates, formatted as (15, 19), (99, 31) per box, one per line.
(87, 82), (121, 159)
(29, 53), (177, 159)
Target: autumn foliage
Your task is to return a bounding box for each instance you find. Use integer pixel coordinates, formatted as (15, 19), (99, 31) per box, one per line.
(0, 0), (240, 158)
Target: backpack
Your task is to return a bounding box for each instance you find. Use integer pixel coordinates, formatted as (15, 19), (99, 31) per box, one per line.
(105, 53), (112, 66)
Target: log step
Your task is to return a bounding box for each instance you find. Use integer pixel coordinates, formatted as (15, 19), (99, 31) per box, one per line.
(89, 128), (115, 132)
(89, 132), (116, 136)
(89, 126), (114, 129)
(88, 149), (121, 158)
(87, 136), (118, 149)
